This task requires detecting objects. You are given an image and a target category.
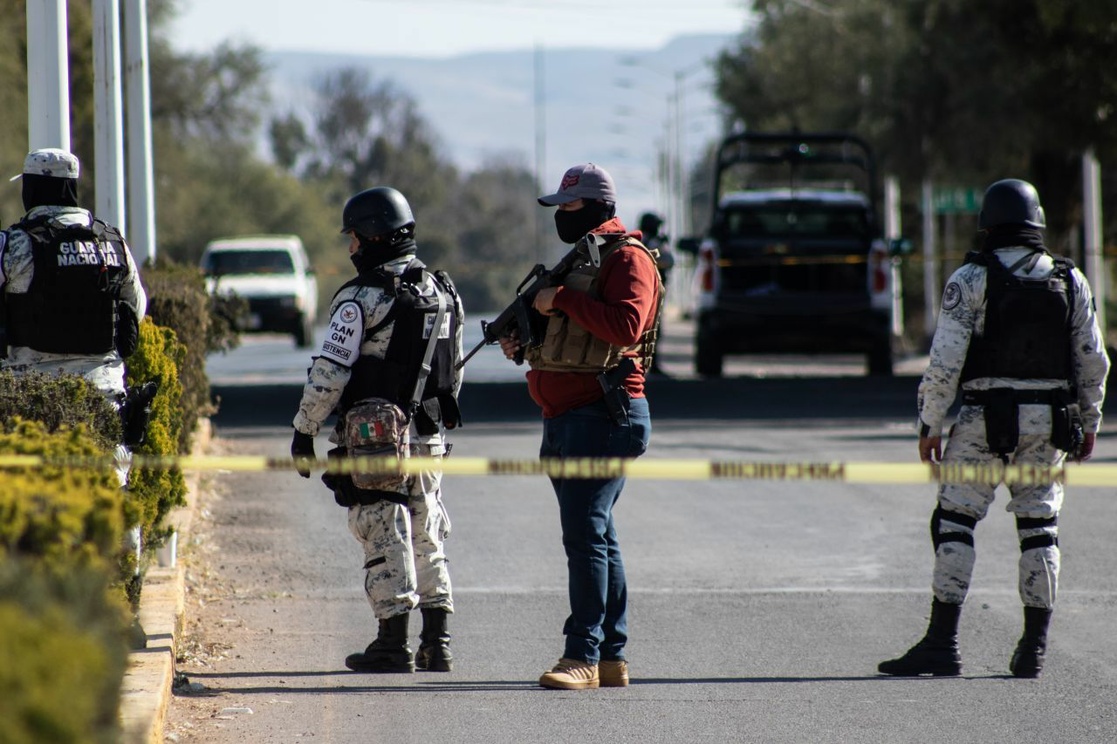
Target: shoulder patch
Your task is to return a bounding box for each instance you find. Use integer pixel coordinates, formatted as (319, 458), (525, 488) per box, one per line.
(941, 281), (962, 311)
(319, 301), (363, 367)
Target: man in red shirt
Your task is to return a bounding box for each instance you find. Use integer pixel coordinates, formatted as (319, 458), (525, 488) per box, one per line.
(499, 163), (662, 689)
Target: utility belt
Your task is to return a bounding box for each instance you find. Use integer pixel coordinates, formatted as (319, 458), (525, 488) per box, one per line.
(961, 387), (1083, 458)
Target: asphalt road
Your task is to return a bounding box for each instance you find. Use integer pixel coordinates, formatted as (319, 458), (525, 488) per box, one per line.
(164, 325), (1117, 744)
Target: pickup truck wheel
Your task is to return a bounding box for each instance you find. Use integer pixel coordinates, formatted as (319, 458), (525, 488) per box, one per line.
(867, 339), (894, 377)
(294, 316), (313, 349)
(695, 320), (724, 378)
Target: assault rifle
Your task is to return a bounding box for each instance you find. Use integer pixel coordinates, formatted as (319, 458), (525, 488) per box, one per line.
(458, 233), (602, 368)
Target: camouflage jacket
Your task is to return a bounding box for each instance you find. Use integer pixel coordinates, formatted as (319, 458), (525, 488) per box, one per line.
(918, 246), (1109, 437)
(292, 255), (465, 447)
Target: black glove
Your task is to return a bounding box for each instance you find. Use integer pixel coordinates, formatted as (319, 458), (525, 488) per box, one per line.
(291, 430), (316, 478)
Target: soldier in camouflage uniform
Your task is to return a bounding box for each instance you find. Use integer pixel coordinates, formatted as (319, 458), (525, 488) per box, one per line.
(0, 148), (147, 491)
(879, 179), (1109, 679)
(290, 187), (464, 673)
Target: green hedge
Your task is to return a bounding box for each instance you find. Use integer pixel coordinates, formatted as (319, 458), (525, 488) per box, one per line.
(0, 258), (229, 740)
(0, 370), (121, 450)
(0, 419), (123, 569)
(140, 256), (242, 453)
(0, 561), (129, 744)
(0, 424), (129, 744)
(125, 318), (187, 551)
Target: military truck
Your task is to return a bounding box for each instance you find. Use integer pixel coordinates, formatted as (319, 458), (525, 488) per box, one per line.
(680, 131), (899, 377)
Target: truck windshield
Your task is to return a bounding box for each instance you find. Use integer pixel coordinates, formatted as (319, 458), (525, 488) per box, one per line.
(724, 204), (869, 240)
(204, 250), (295, 276)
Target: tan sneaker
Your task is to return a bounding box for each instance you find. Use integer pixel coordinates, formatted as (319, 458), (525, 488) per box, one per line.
(539, 658), (599, 690)
(599, 659), (629, 687)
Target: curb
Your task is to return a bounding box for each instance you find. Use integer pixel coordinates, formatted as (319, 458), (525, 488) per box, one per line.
(118, 419), (211, 744)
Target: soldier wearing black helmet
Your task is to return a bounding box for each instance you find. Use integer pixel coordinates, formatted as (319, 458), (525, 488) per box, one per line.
(879, 178), (1108, 679)
(290, 186), (464, 673)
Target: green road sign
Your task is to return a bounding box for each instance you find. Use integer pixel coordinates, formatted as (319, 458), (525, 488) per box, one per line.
(933, 187), (982, 214)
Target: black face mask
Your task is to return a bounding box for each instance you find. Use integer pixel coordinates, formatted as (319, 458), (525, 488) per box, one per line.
(22, 174), (79, 212)
(554, 201), (615, 244)
(350, 232), (417, 273)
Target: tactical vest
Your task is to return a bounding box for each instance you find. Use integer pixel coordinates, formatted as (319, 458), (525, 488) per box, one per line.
(337, 260), (462, 435)
(5, 215), (131, 355)
(960, 250), (1074, 382)
(524, 236), (664, 373)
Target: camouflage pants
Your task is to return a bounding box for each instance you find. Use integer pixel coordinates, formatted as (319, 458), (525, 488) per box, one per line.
(347, 448), (453, 619)
(933, 403), (1064, 609)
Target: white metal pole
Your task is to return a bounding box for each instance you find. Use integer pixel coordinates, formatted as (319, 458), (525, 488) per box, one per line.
(92, 0), (126, 229)
(123, 0), (155, 265)
(534, 43), (546, 261)
(922, 179), (938, 344)
(675, 70), (688, 238)
(26, 0), (70, 150)
(884, 176), (904, 337)
(1082, 149), (1107, 339)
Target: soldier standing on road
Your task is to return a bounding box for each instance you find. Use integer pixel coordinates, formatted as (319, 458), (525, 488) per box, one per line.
(0, 148), (147, 488)
(499, 163), (663, 690)
(638, 212), (674, 377)
(290, 186), (464, 673)
(879, 179), (1109, 679)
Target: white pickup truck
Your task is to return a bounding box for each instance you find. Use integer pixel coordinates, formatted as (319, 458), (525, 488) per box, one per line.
(200, 234), (318, 348)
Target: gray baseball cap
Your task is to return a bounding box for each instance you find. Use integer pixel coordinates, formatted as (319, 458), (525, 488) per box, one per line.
(538, 163), (616, 206)
(10, 148), (81, 181)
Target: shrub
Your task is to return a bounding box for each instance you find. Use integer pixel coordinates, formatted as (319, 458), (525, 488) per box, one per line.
(140, 256), (241, 452)
(125, 318), (187, 551)
(0, 370), (121, 450)
(0, 419), (123, 570)
(0, 561), (129, 744)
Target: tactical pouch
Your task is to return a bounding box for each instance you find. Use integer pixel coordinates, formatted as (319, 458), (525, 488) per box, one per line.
(1050, 390), (1085, 455)
(344, 397), (410, 491)
(323, 446), (409, 507)
(323, 447), (357, 507)
(982, 388), (1020, 457)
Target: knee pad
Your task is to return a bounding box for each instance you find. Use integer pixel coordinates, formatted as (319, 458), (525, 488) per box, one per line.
(931, 505), (978, 550)
(1017, 515), (1058, 552)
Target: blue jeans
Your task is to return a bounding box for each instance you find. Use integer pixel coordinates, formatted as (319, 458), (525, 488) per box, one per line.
(540, 396), (651, 663)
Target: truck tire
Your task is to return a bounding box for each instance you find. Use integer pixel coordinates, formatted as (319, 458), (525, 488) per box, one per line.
(867, 337), (894, 377)
(294, 315), (313, 349)
(695, 317), (724, 378)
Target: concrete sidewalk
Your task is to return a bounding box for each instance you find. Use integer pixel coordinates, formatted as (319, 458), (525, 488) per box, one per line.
(118, 421), (210, 744)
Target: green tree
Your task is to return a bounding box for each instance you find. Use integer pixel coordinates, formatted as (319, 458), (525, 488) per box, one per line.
(715, 0), (1117, 244)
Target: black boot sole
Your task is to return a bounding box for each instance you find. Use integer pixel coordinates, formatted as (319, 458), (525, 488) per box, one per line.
(415, 647), (453, 672)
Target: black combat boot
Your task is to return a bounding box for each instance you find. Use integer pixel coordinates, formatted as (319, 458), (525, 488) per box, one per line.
(1010, 606), (1053, 679)
(878, 599), (963, 677)
(345, 613), (414, 673)
(415, 607), (453, 672)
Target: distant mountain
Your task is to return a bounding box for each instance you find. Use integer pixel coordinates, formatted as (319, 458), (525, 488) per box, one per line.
(261, 33), (736, 225)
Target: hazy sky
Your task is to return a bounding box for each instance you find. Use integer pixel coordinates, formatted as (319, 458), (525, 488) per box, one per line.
(171, 0), (752, 57)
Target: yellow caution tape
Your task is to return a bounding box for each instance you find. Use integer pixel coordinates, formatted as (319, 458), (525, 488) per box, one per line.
(1, 454), (1115, 486)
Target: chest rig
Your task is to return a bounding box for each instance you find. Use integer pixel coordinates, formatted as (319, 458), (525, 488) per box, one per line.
(524, 236), (663, 373)
(336, 260), (462, 435)
(5, 215), (130, 355)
